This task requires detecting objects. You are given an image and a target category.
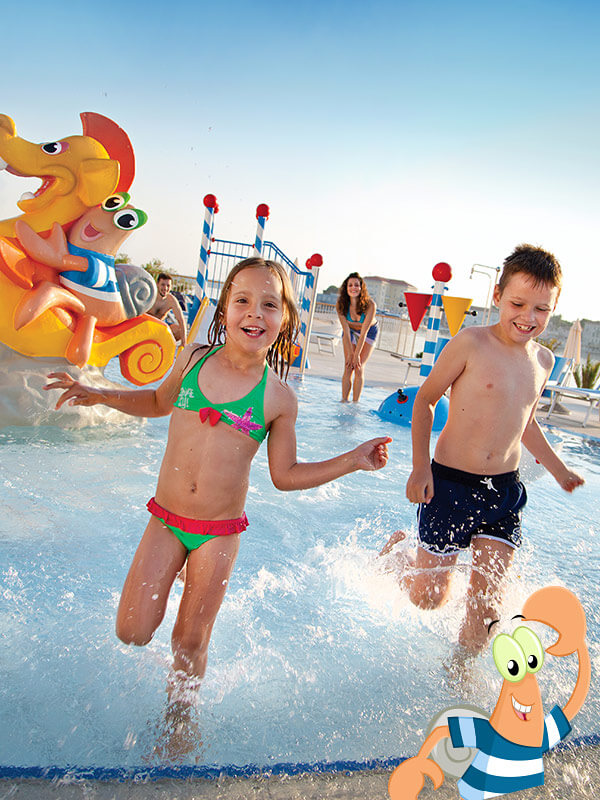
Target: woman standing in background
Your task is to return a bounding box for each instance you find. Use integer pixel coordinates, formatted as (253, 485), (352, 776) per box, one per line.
(337, 273), (378, 402)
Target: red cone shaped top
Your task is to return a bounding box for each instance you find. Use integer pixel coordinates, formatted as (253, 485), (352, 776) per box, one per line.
(404, 292), (432, 332)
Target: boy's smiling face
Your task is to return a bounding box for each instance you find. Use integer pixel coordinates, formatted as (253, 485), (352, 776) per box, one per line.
(493, 272), (559, 344)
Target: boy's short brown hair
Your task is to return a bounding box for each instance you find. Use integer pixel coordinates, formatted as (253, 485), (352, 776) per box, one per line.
(498, 244), (562, 294)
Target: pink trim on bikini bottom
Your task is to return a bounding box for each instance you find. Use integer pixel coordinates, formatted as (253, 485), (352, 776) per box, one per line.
(146, 497), (248, 536)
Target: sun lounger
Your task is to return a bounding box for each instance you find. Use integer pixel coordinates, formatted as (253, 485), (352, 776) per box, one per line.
(544, 383), (600, 427)
(310, 327), (342, 355)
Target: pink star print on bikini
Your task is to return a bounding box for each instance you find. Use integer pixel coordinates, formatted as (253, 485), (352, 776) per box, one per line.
(222, 407), (263, 435)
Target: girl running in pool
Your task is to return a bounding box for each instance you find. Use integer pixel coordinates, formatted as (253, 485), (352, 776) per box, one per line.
(46, 257), (390, 712)
(336, 272), (378, 402)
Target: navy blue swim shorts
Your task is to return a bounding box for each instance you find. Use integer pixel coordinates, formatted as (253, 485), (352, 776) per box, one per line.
(417, 460), (527, 556)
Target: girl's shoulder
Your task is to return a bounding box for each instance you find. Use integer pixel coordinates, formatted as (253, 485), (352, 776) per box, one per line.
(265, 368), (297, 418)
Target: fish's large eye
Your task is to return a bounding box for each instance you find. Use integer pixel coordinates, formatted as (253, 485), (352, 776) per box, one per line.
(513, 626), (544, 674)
(113, 208), (148, 231)
(493, 633), (526, 682)
(102, 193), (130, 212)
(41, 141), (69, 155)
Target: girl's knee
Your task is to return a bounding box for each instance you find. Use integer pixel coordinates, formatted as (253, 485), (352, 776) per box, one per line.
(115, 613), (158, 647)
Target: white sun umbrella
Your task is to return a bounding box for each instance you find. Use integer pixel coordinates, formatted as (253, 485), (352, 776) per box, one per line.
(563, 319), (582, 366)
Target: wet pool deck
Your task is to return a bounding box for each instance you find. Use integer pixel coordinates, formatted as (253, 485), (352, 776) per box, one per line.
(297, 337), (600, 441)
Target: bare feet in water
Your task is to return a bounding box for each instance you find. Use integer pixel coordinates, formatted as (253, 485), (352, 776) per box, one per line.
(153, 700), (203, 763)
(379, 530), (415, 590)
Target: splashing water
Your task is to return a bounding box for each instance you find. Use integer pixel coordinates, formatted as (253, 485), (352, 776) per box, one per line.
(1, 371), (598, 772)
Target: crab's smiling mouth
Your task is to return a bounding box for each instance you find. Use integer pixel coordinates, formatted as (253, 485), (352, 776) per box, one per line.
(512, 696), (532, 721)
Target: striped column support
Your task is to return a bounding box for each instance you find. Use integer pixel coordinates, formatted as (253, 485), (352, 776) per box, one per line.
(298, 254), (323, 375)
(420, 262), (452, 378)
(188, 194), (218, 326)
(253, 203), (270, 255)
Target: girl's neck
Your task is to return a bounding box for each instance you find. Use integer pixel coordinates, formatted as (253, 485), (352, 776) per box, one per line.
(219, 340), (268, 372)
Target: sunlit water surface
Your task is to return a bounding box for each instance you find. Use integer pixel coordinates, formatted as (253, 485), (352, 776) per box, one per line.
(1, 368), (599, 771)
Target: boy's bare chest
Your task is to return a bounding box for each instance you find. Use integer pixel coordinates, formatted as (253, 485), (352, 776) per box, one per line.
(460, 352), (545, 409)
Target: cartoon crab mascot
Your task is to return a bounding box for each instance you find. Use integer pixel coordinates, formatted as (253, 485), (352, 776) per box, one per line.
(388, 585), (590, 800)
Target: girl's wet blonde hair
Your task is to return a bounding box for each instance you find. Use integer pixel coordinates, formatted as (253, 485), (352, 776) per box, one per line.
(207, 257), (300, 379)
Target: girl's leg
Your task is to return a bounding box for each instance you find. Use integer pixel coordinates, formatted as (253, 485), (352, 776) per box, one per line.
(408, 546), (459, 609)
(352, 342), (375, 401)
(116, 515), (187, 646)
(170, 533), (241, 682)
(458, 537), (515, 654)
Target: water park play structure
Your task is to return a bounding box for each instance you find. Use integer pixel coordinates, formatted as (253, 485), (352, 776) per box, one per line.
(185, 194), (322, 375)
(376, 262), (473, 428)
(0, 112), (175, 387)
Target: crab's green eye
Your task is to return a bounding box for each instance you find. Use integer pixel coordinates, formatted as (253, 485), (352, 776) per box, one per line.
(102, 193), (130, 212)
(513, 626), (544, 674)
(493, 633), (526, 682)
(113, 208), (147, 231)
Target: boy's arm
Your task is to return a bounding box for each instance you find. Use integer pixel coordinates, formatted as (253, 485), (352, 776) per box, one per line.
(521, 414), (584, 491)
(406, 334), (469, 504)
(267, 386), (391, 490)
(44, 346), (196, 418)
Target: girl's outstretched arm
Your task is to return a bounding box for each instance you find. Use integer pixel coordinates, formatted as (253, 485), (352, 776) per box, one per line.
(44, 345), (200, 418)
(267, 385), (391, 491)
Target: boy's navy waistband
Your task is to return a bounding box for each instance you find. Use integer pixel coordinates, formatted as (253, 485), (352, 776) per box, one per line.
(431, 459), (520, 488)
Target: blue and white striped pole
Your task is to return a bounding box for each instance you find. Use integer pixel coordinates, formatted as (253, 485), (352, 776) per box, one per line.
(420, 262), (452, 378)
(188, 193), (218, 326)
(253, 203), (270, 255)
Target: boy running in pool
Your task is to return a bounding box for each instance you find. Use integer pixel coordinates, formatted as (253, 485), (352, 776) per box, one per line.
(383, 244), (583, 655)
(46, 258), (390, 726)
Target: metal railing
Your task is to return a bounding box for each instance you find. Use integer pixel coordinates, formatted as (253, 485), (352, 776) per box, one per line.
(314, 303), (427, 357)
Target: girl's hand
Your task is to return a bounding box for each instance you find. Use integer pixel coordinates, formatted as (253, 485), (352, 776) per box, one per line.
(353, 436), (392, 471)
(345, 347), (355, 369)
(352, 350), (362, 369)
(44, 372), (102, 409)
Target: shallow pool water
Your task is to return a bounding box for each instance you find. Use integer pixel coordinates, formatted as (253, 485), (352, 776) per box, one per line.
(1, 369), (599, 771)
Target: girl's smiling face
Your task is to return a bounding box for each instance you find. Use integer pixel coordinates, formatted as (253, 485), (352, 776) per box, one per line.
(224, 267), (285, 352)
(493, 272), (559, 344)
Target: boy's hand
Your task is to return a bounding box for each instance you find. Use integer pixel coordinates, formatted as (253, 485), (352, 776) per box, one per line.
(44, 372), (102, 410)
(353, 436), (391, 471)
(406, 466), (434, 504)
(555, 467), (585, 493)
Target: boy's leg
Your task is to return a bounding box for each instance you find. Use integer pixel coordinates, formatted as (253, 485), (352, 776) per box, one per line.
(116, 515), (188, 645)
(458, 537), (515, 653)
(170, 533), (241, 683)
(408, 546), (459, 609)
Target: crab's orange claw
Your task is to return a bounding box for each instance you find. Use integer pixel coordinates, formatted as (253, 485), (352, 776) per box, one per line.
(522, 586), (586, 657)
(388, 756), (444, 799)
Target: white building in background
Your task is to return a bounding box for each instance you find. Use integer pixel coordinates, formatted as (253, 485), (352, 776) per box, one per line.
(363, 276), (417, 314)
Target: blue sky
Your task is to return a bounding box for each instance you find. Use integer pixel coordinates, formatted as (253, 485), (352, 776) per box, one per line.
(1, 0), (599, 321)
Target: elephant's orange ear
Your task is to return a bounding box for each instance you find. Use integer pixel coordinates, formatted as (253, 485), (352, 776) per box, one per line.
(80, 112), (135, 193)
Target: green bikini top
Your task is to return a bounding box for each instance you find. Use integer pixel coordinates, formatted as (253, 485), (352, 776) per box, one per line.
(174, 346), (268, 444)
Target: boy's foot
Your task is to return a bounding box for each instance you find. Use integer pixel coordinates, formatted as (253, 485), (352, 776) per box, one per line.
(378, 530), (415, 591)
(379, 529), (408, 556)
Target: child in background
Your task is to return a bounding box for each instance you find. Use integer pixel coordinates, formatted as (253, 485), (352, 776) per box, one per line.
(383, 244), (583, 656)
(46, 257), (390, 748)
